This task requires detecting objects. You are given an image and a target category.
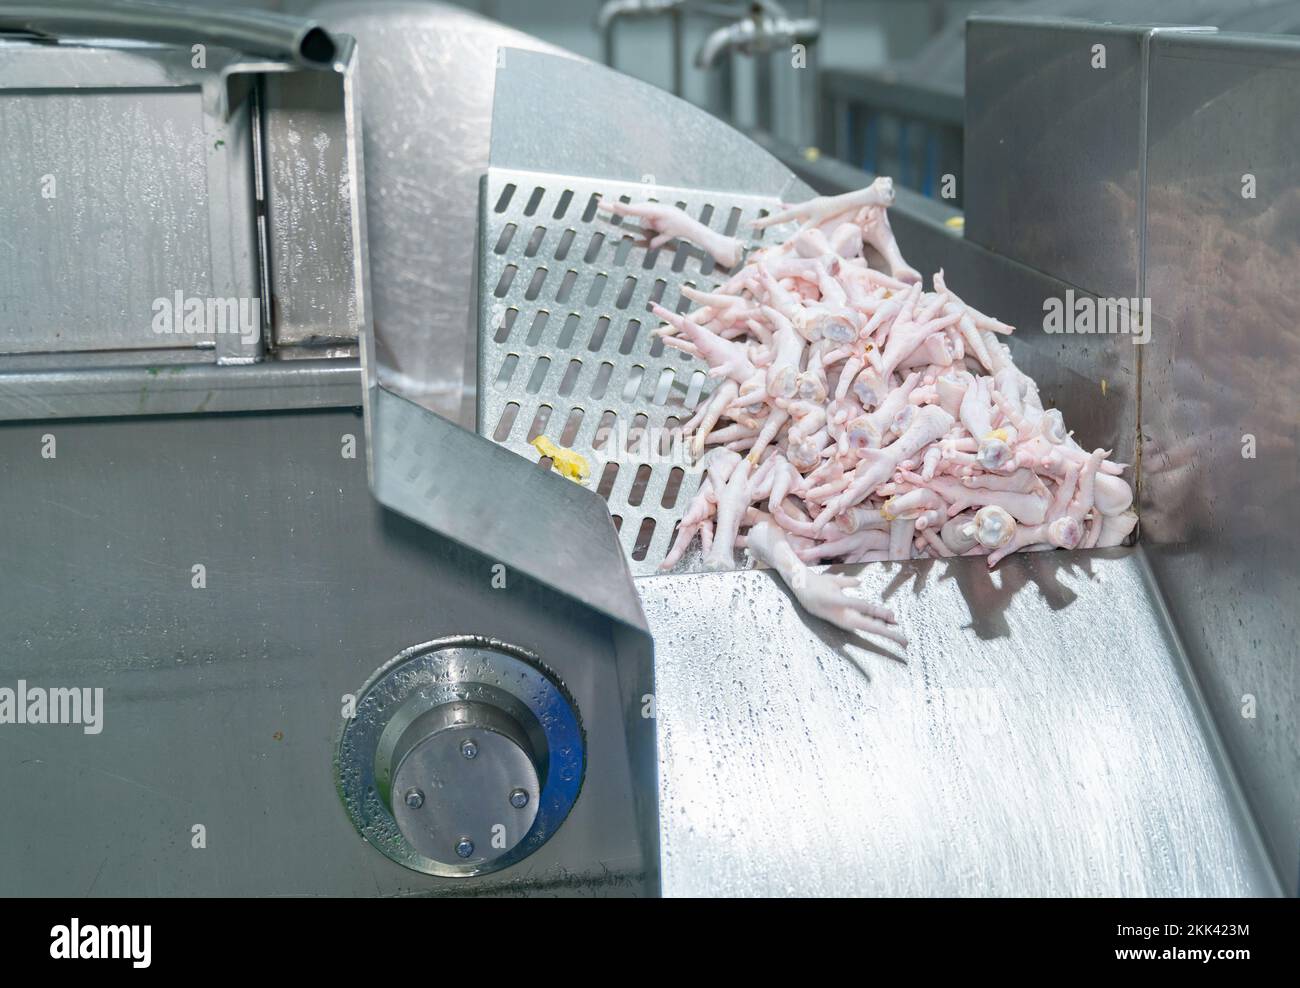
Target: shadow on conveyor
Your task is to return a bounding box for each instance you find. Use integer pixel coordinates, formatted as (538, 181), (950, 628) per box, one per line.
(881, 547), (1115, 641)
(764, 546), (1125, 681)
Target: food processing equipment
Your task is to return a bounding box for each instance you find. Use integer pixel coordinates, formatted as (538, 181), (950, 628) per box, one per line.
(599, 0), (824, 147)
(812, 0), (1300, 203)
(0, 2), (1294, 896)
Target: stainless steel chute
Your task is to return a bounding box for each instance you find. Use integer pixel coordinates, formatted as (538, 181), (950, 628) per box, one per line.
(470, 49), (1290, 896)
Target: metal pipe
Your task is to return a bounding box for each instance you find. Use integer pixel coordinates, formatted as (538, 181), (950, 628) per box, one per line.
(670, 6), (684, 96)
(694, 12), (819, 69)
(597, 0), (688, 68)
(0, 0), (339, 68)
(806, 0), (823, 143)
(755, 48), (773, 133)
(696, 17), (751, 69)
(694, 3), (820, 142)
(800, 1), (821, 148)
(703, 46), (735, 123)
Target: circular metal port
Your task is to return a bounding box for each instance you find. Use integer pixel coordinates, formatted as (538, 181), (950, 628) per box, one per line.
(387, 700), (541, 867)
(337, 637), (584, 877)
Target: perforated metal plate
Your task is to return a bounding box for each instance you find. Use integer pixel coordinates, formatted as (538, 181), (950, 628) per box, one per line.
(477, 166), (791, 574)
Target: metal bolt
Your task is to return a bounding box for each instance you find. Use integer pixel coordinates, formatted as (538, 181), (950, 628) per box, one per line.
(455, 837), (475, 859)
(461, 739), (478, 760)
(509, 788), (529, 809)
(403, 787), (424, 809)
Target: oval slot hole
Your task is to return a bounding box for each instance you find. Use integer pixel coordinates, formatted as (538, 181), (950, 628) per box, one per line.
(622, 365), (645, 402)
(526, 310), (550, 346)
(597, 462), (619, 500)
(661, 467), (685, 509)
(555, 229), (575, 261)
(557, 358), (582, 397)
(590, 361), (613, 399)
(493, 183), (516, 213)
(652, 367), (675, 406)
(524, 267), (548, 301)
(632, 517), (656, 561)
(494, 222), (517, 255)
(614, 275), (636, 310)
(525, 356), (550, 394)
(592, 410), (617, 452)
(493, 307), (518, 344)
(493, 353), (519, 390)
(557, 312), (581, 348)
(493, 265), (517, 298)
(626, 412), (648, 454)
(524, 226), (547, 257)
(493, 402), (520, 441)
(525, 404), (552, 442)
(684, 370), (706, 408)
(619, 319), (640, 355)
(587, 316), (611, 352)
(556, 269), (577, 303)
(559, 407), (584, 446)
(628, 464), (652, 507)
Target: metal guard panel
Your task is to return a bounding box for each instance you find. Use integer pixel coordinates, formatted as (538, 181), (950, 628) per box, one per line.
(369, 385), (648, 636)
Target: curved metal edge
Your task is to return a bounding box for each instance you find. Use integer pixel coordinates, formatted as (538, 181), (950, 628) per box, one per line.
(489, 47), (805, 202)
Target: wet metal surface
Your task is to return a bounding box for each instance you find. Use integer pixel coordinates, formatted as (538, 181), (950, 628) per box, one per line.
(1140, 30), (1300, 891)
(964, 19), (1298, 893)
(309, 1), (576, 423)
(0, 50), (213, 353)
(641, 551), (1280, 897)
(0, 409), (650, 896)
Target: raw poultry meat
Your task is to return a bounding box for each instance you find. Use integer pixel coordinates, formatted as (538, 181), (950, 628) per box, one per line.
(599, 198), (745, 268)
(605, 179), (1135, 647)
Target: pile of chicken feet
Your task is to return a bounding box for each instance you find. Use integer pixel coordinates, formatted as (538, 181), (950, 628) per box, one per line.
(600, 179), (1136, 647)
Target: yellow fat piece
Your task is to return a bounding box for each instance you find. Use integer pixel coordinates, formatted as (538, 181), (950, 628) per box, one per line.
(984, 428), (1011, 443)
(530, 436), (591, 483)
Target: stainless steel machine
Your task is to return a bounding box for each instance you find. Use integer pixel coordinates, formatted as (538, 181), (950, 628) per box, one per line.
(1, 2), (1294, 897)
